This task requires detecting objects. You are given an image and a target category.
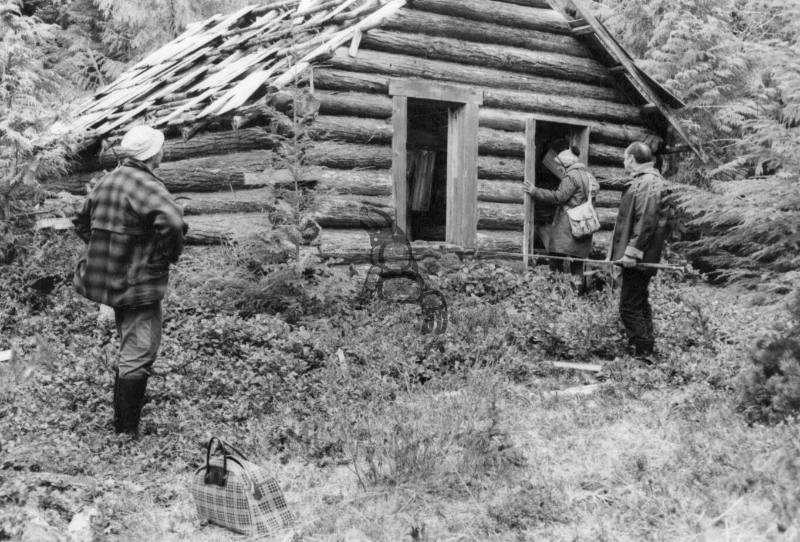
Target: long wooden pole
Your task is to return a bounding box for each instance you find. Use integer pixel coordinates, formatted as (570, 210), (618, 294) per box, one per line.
(495, 251), (686, 272)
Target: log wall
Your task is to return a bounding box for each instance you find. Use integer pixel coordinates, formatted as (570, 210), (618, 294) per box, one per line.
(65, 0), (665, 262)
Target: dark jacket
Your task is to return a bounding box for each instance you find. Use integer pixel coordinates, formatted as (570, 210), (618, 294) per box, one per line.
(73, 158), (187, 308)
(608, 164), (669, 268)
(530, 162), (600, 258)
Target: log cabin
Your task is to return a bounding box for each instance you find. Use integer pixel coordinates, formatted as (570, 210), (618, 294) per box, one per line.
(52, 0), (698, 263)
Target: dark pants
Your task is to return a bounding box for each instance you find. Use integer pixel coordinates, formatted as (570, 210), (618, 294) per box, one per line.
(548, 253), (585, 286)
(114, 302), (162, 378)
(619, 269), (655, 355)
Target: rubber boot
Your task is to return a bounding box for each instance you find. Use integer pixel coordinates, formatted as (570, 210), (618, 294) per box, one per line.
(115, 375), (148, 437)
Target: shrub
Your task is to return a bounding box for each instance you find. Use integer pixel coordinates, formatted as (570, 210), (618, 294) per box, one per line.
(738, 290), (800, 423)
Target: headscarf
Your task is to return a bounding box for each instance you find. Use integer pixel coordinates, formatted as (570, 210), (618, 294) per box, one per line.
(119, 125), (165, 161)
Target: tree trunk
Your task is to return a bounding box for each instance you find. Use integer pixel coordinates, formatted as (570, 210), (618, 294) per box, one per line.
(382, 8), (588, 58)
(361, 29), (613, 86)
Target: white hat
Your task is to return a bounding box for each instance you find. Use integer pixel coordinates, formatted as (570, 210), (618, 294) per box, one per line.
(119, 125), (165, 161)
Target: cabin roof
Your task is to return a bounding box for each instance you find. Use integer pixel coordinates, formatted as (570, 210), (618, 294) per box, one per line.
(67, 0), (698, 155)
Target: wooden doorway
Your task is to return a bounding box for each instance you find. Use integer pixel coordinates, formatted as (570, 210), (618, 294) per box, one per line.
(389, 80), (482, 249)
(523, 118), (590, 261)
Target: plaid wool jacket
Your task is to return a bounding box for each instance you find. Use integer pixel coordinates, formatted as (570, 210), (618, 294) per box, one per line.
(73, 158), (187, 308)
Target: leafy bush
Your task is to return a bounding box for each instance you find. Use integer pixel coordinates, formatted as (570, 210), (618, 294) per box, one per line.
(738, 291), (800, 423)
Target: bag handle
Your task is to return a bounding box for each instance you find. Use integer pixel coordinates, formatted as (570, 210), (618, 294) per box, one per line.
(203, 437), (228, 486)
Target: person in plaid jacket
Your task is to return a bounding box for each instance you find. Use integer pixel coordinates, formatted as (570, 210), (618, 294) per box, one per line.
(73, 125), (187, 437)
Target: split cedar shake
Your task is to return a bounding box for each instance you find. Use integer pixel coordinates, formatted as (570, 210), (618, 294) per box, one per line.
(54, 0), (695, 260)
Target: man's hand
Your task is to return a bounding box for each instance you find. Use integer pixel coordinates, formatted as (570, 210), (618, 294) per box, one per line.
(523, 181), (535, 195)
(616, 255), (638, 268)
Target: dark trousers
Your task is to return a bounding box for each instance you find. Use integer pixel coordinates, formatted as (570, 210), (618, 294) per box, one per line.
(114, 302), (162, 378)
(619, 269), (654, 355)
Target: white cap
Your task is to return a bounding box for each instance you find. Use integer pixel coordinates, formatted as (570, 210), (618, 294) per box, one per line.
(119, 125), (165, 161)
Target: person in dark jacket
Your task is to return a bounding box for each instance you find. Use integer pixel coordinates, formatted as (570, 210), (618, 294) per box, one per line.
(609, 141), (670, 357)
(73, 125), (187, 436)
(523, 140), (600, 289)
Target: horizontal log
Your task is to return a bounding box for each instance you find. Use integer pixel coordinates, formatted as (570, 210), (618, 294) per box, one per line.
(383, 8), (588, 58)
(325, 49), (621, 102)
(479, 154), (628, 190)
(317, 91), (392, 118)
(314, 228), (612, 263)
(361, 30), (612, 86)
(309, 197), (617, 232)
(178, 187), (278, 215)
(313, 68), (388, 94)
(481, 89), (641, 125)
(317, 228), (468, 264)
(185, 213), (273, 245)
(477, 201), (617, 231)
(589, 143), (625, 166)
(73, 127), (283, 173)
(478, 109), (655, 146)
(310, 195), (393, 227)
(476, 229), (612, 257)
(313, 90), (642, 134)
(312, 115), (392, 144)
(478, 179), (621, 207)
(410, 0), (572, 35)
(52, 142), (393, 194)
(314, 168), (392, 196)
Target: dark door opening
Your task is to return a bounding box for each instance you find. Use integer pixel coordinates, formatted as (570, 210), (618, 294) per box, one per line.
(530, 121), (589, 251)
(406, 98), (449, 242)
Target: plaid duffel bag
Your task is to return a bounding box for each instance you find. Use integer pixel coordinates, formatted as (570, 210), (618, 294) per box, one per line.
(190, 437), (295, 537)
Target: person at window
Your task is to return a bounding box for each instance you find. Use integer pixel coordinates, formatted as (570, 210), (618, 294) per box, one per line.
(609, 141), (670, 359)
(523, 139), (600, 291)
(73, 125), (187, 437)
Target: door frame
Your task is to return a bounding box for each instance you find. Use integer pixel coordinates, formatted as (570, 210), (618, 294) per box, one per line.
(523, 116), (591, 259)
(389, 79), (483, 249)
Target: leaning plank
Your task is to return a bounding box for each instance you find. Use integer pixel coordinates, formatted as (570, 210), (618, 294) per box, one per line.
(382, 8), (588, 58)
(0, 350), (14, 363)
(551, 361), (604, 372)
(324, 49), (621, 102)
(360, 30), (613, 86)
(410, 0), (572, 35)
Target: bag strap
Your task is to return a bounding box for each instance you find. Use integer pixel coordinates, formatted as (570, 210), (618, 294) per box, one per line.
(221, 440), (249, 461)
(203, 437), (228, 486)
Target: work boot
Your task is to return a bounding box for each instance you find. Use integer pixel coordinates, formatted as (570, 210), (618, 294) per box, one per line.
(114, 375), (148, 437)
